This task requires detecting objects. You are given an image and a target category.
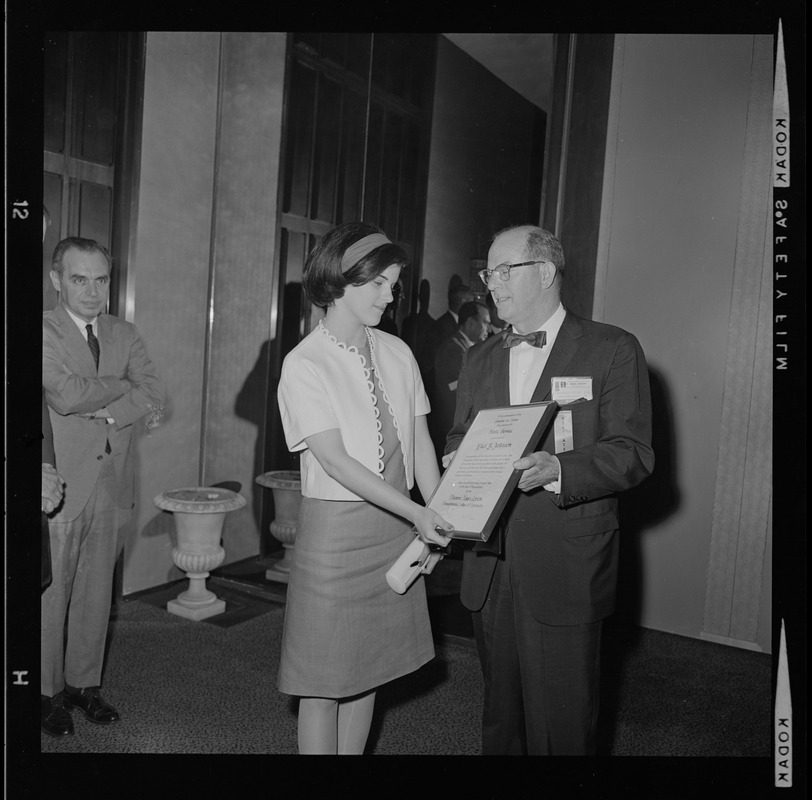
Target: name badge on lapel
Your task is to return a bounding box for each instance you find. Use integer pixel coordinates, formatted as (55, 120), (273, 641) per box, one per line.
(551, 376), (593, 403)
(552, 377), (591, 454)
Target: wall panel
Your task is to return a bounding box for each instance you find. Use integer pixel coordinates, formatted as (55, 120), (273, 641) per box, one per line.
(594, 34), (772, 650)
(121, 32), (221, 594)
(203, 32), (287, 562)
(424, 37), (546, 315)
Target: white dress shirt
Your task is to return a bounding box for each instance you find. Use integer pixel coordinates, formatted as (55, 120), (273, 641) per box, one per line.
(508, 302), (566, 404)
(508, 302), (566, 492)
(64, 306), (98, 340)
(63, 307), (114, 423)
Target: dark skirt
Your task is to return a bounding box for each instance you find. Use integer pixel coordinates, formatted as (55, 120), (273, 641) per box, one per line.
(276, 496), (434, 697)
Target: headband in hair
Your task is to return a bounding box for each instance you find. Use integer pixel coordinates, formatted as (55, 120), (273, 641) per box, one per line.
(340, 233), (392, 273)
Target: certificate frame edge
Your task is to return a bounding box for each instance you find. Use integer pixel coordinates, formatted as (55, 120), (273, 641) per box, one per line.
(428, 400), (559, 541)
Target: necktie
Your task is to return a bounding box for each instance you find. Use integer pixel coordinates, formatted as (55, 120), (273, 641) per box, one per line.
(86, 324), (100, 369)
(502, 329), (547, 349)
(86, 324), (111, 453)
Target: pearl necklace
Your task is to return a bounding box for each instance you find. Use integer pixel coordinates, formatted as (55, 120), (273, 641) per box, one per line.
(317, 319), (374, 355)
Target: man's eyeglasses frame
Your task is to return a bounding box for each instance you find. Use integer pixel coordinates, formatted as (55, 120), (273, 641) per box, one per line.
(478, 260), (546, 286)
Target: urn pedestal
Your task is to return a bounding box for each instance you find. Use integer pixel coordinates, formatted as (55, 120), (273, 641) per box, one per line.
(154, 487), (246, 620)
(255, 470), (302, 584)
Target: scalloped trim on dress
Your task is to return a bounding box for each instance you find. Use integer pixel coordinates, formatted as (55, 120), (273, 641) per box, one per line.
(317, 318), (360, 354)
(317, 320), (409, 481)
(364, 327), (410, 481)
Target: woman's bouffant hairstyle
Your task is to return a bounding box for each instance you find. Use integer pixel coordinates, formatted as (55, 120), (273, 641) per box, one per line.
(303, 222), (408, 309)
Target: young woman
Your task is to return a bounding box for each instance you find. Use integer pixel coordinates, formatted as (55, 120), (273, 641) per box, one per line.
(276, 221), (453, 754)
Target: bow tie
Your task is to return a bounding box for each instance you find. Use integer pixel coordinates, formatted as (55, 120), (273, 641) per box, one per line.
(502, 330), (547, 349)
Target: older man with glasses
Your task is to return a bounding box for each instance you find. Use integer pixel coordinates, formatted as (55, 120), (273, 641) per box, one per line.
(444, 224), (654, 755)
(41, 237), (166, 737)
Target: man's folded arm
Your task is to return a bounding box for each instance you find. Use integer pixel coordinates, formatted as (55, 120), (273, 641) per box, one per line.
(105, 333), (167, 428)
(43, 343), (131, 415)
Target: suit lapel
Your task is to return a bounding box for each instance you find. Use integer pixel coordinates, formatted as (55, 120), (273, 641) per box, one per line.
(55, 303), (97, 374)
(96, 313), (112, 374)
(488, 335), (511, 407)
(452, 332), (469, 354)
(530, 312), (582, 403)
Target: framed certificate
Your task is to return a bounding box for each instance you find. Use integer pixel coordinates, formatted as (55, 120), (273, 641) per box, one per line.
(427, 401), (559, 541)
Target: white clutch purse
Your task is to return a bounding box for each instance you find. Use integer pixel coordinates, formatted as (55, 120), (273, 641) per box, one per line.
(385, 537), (431, 594)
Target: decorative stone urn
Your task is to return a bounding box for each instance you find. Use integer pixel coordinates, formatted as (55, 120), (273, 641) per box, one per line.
(255, 470), (302, 584)
(154, 487), (246, 621)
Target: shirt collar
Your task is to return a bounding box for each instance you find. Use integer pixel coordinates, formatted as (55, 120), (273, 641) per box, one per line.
(64, 305), (98, 336)
(510, 302), (566, 343)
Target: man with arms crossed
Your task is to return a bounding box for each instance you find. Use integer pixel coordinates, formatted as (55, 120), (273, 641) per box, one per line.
(41, 237), (166, 736)
(430, 300), (491, 461)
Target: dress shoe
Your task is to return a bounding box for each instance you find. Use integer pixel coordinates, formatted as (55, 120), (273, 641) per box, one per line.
(41, 693), (74, 737)
(63, 686), (121, 724)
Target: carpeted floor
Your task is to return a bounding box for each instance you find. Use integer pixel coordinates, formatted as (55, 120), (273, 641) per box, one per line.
(39, 574), (772, 758)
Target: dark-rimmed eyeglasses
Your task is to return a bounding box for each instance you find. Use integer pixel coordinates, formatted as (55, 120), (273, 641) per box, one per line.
(478, 260), (545, 285)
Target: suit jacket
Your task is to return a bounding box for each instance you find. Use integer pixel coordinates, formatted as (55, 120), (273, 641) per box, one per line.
(447, 311), (654, 625)
(431, 330), (470, 453)
(422, 312), (457, 357)
(42, 387), (56, 465)
(400, 309), (434, 356)
(42, 303), (166, 522)
(418, 311), (458, 387)
(42, 389), (55, 589)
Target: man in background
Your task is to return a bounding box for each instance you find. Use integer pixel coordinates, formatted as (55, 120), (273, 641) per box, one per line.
(430, 300), (490, 460)
(42, 390), (64, 589)
(41, 207), (64, 592)
(400, 278), (434, 355)
(419, 281), (475, 424)
(41, 236), (166, 737)
(485, 291), (508, 337)
(420, 282), (475, 366)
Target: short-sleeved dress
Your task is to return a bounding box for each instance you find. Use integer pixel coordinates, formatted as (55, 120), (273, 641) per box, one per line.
(277, 338), (435, 698)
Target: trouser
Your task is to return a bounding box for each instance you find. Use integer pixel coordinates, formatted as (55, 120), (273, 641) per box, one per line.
(41, 458), (126, 696)
(471, 554), (602, 755)
(42, 511), (52, 591)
